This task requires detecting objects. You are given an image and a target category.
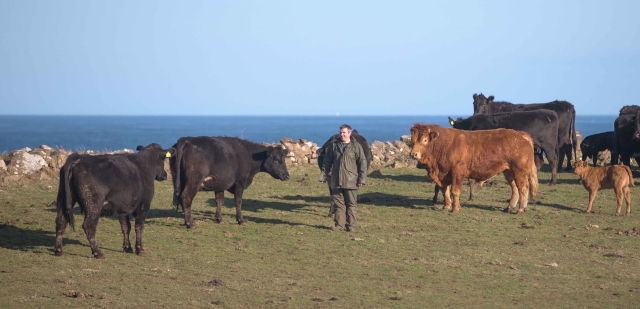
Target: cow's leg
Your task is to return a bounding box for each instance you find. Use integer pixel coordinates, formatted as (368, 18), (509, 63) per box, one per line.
(82, 209), (103, 259)
(544, 146), (558, 185)
(433, 184), (440, 204)
(624, 185), (631, 216)
(134, 206), (150, 255)
(451, 177), (463, 213)
(468, 179), (476, 201)
(180, 180), (202, 229)
(214, 191), (225, 223)
(233, 187), (246, 225)
(586, 190), (597, 213)
(119, 214), (133, 253)
(503, 170), (519, 213)
(54, 205), (69, 256)
(327, 182), (336, 217)
(514, 171), (530, 214)
(614, 186), (624, 216)
(442, 185), (452, 210)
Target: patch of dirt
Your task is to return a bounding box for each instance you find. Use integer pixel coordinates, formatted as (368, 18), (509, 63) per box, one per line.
(205, 279), (225, 287)
(520, 223), (535, 229)
(589, 244), (611, 250)
(603, 253), (624, 258)
(62, 290), (93, 298)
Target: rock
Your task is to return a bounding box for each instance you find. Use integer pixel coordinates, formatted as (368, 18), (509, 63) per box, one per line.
(3, 174), (21, 184)
(0, 160), (6, 172)
(7, 151), (47, 175)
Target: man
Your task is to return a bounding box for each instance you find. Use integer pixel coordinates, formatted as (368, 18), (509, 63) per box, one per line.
(319, 124), (368, 232)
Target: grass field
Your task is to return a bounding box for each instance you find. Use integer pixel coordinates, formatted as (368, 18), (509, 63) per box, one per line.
(1, 164), (639, 308)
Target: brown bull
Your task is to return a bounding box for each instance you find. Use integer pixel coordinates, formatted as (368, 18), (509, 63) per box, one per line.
(409, 124), (538, 213)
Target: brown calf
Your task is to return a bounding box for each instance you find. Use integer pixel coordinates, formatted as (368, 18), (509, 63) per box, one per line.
(410, 124), (538, 213)
(573, 160), (634, 216)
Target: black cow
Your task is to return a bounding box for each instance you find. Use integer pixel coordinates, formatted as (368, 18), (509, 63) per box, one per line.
(472, 93), (577, 171)
(449, 110), (558, 184)
(170, 136), (290, 228)
(316, 129), (373, 216)
(613, 106), (640, 166)
(55, 143), (175, 258)
(581, 131), (615, 166)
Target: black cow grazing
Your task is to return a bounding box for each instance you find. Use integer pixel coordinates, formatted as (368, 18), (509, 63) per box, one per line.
(472, 93), (577, 171)
(449, 110), (558, 184)
(581, 131), (615, 166)
(316, 130), (373, 217)
(170, 136), (290, 228)
(613, 107), (640, 166)
(55, 143), (175, 258)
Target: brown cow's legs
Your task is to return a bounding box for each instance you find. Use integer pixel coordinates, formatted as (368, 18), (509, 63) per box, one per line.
(503, 171), (519, 213)
(514, 172), (529, 214)
(586, 190), (597, 213)
(451, 179), (463, 212)
(615, 186), (623, 216)
(442, 185), (452, 210)
(214, 191), (225, 223)
(624, 186), (631, 215)
(119, 214), (133, 253)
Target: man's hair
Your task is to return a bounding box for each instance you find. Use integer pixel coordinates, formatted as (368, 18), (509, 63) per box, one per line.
(340, 124), (352, 132)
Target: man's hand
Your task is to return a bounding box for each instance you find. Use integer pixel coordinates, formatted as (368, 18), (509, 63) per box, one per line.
(319, 173), (327, 183)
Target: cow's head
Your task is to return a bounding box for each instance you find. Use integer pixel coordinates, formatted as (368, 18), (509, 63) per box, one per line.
(472, 93), (494, 115)
(261, 145), (290, 181)
(409, 124), (439, 161)
(572, 160), (588, 177)
(634, 110), (640, 140)
(136, 143), (176, 181)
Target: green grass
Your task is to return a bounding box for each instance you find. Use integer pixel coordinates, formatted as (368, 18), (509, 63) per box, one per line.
(1, 164), (640, 308)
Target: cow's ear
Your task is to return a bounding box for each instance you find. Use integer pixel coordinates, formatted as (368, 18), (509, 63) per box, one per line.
(473, 93), (477, 100)
(448, 117), (455, 126)
(136, 145), (144, 151)
(488, 95), (494, 103)
(430, 132), (439, 140)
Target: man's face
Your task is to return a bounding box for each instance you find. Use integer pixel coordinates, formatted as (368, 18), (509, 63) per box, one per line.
(340, 128), (351, 143)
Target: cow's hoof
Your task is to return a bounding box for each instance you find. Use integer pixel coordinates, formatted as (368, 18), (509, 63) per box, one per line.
(215, 218), (223, 224)
(238, 220), (247, 226)
(516, 210), (525, 214)
(443, 206), (451, 211)
(123, 247), (133, 253)
(94, 253), (105, 259)
(503, 207), (510, 213)
(136, 249), (145, 255)
(54, 251), (63, 257)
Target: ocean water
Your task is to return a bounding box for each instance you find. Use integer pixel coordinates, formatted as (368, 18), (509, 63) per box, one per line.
(0, 115), (618, 153)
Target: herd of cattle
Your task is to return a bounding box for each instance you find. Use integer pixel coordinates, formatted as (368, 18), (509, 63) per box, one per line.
(53, 94), (640, 258)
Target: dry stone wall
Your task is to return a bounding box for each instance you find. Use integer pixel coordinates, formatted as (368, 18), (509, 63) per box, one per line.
(0, 131), (587, 183)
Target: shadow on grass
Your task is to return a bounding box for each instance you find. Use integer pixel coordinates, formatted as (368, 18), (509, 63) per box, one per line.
(553, 178), (582, 185)
(241, 215), (333, 230)
(357, 192), (433, 208)
(369, 174), (428, 183)
(0, 224), (86, 255)
(534, 201), (580, 212)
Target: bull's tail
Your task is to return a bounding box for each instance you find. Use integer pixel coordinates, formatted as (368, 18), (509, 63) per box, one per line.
(56, 156), (80, 230)
(529, 158), (539, 202)
(172, 139), (187, 210)
(624, 165), (635, 187)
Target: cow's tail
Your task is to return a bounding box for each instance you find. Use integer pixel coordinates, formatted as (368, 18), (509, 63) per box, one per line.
(57, 157), (79, 230)
(571, 107), (577, 166)
(625, 165), (635, 187)
(172, 139), (187, 210)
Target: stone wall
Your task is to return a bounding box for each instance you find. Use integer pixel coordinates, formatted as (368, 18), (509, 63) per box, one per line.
(0, 131), (588, 184)
(0, 137), (419, 184)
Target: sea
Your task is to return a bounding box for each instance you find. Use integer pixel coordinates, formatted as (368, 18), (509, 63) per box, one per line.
(0, 115), (618, 153)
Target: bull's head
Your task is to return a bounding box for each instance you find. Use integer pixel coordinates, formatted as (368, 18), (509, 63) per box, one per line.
(634, 110), (640, 140)
(262, 145), (290, 181)
(136, 143), (176, 181)
(472, 93), (494, 115)
(409, 124), (439, 161)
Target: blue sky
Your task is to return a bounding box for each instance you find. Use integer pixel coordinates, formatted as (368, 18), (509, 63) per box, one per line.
(1, 0), (638, 116)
